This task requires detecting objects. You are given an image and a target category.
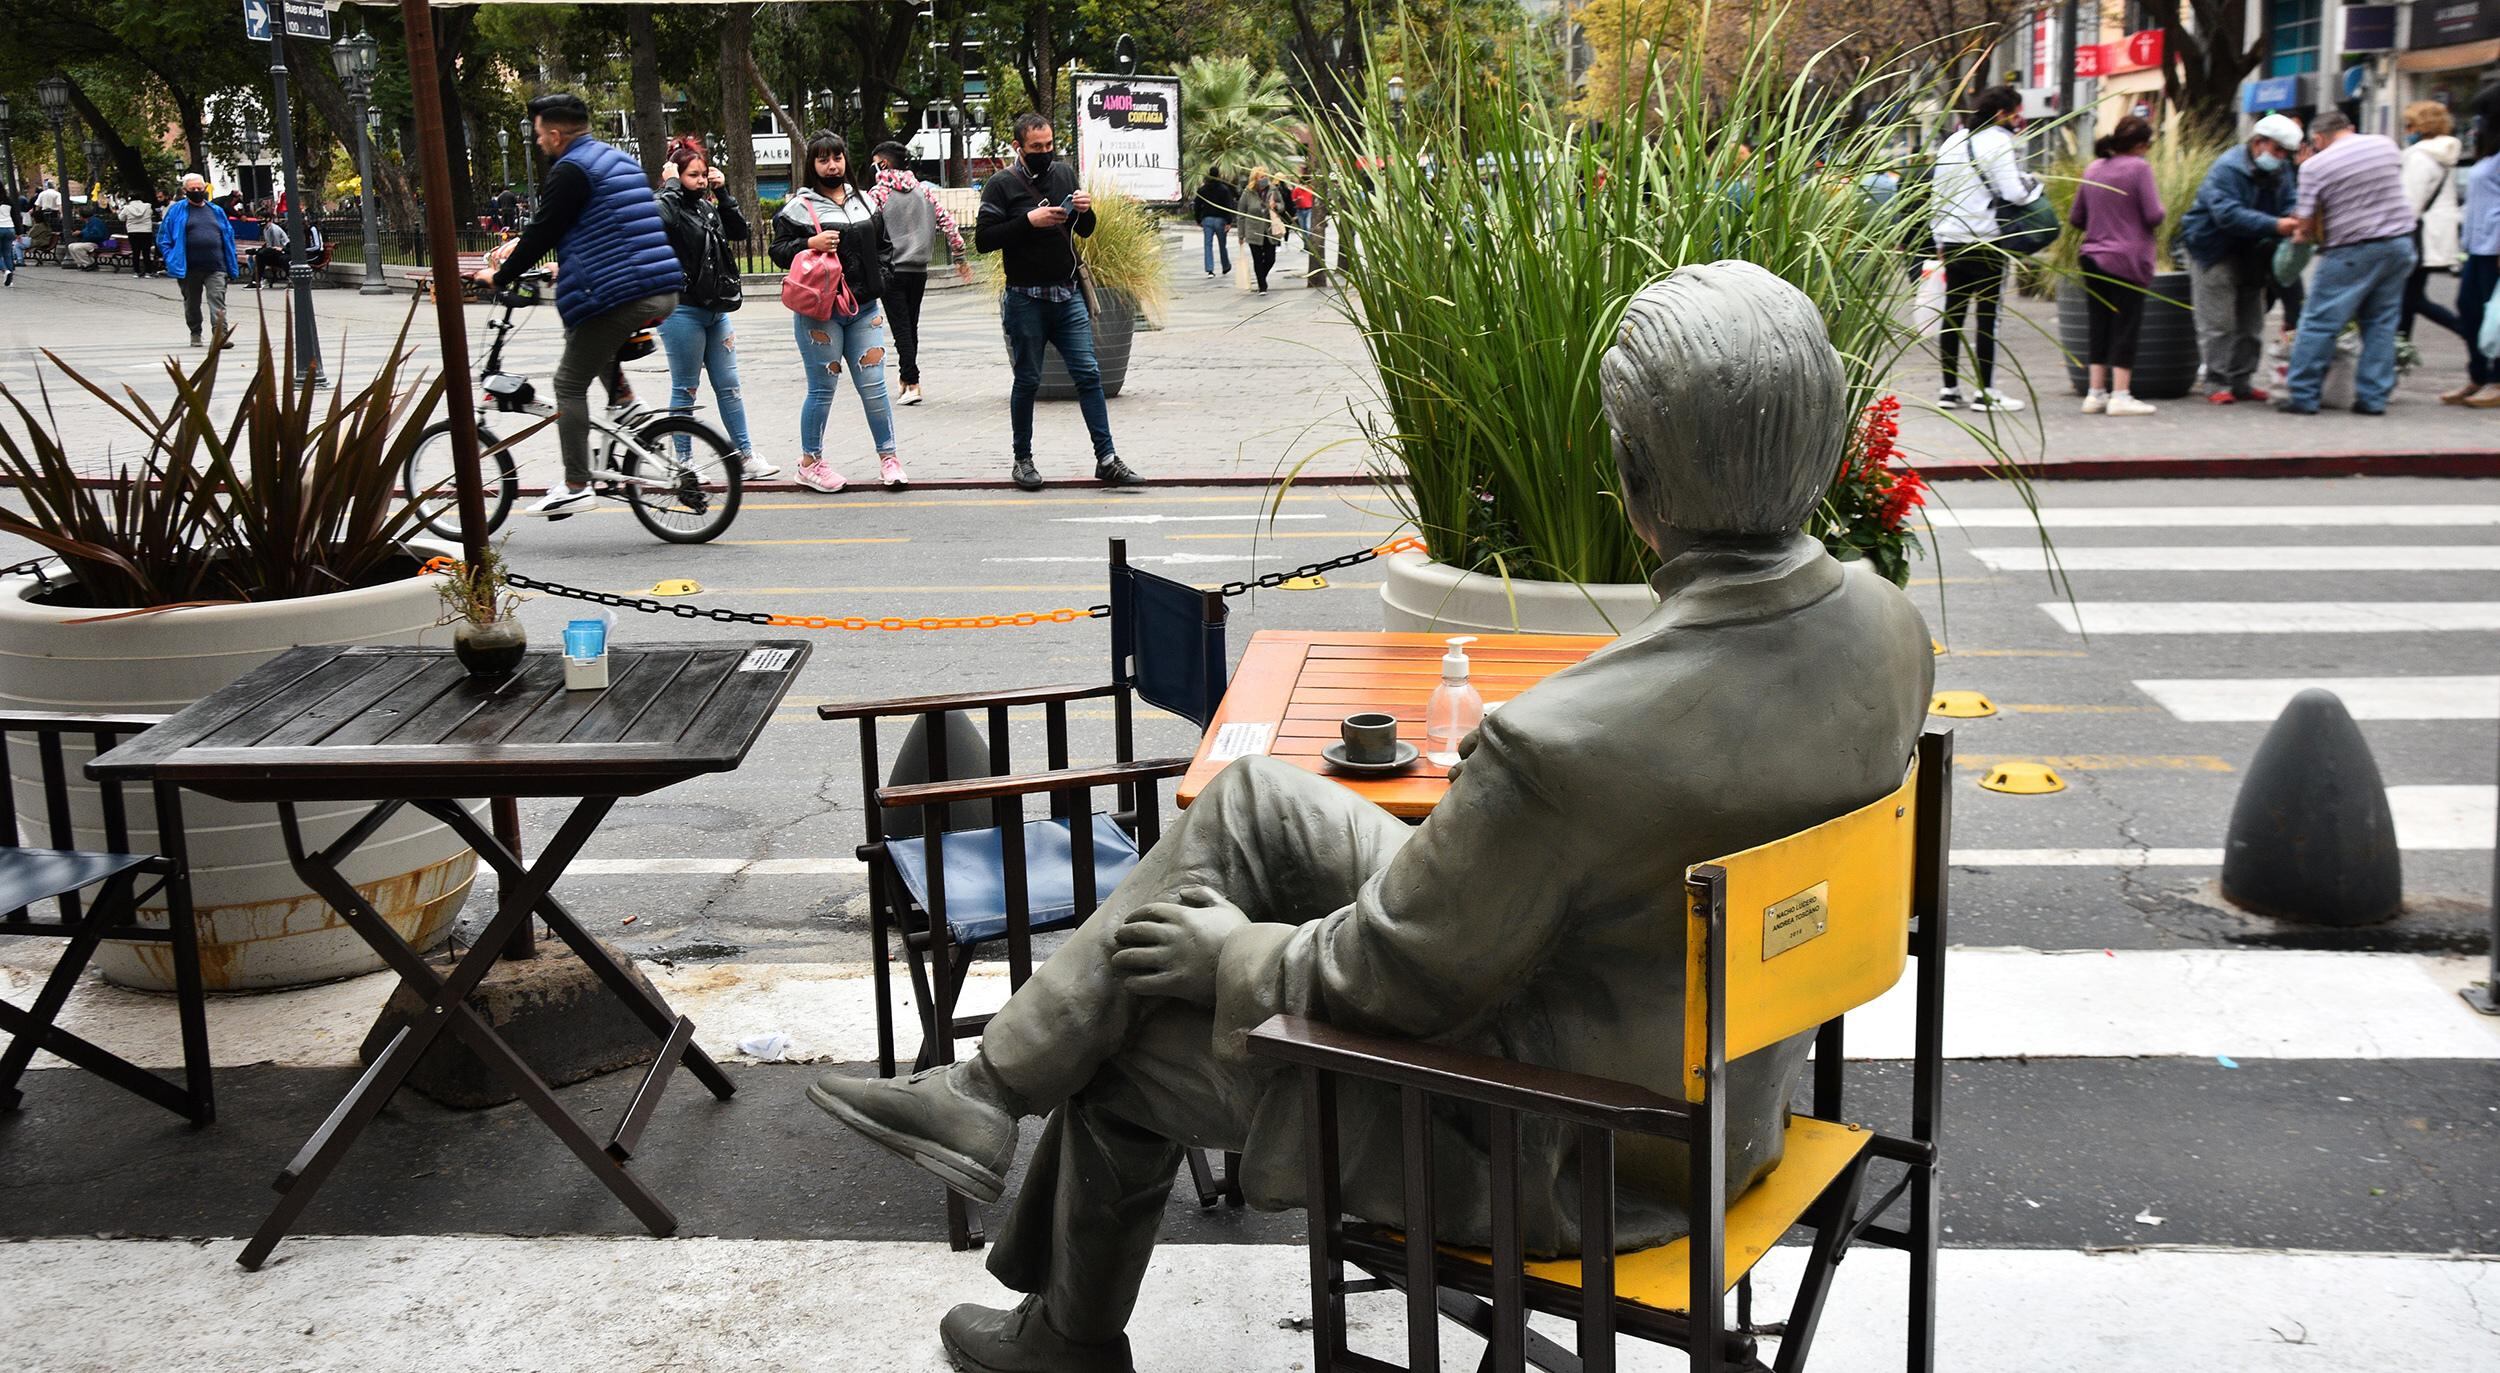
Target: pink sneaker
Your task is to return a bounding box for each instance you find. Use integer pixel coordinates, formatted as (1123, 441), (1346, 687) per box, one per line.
(796, 456), (845, 494)
(879, 453), (908, 490)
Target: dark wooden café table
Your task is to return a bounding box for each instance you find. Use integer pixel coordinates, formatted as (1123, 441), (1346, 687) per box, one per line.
(88, 639), (811, 1269)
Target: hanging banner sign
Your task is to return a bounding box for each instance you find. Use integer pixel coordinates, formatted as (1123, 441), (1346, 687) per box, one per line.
(1073, 73), (1183, 206)
(2077, 29), (2164, 78)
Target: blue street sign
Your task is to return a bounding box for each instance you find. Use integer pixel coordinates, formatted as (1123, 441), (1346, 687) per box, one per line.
(242, 0), (271, 42)
(2243, 75), (2303, 114)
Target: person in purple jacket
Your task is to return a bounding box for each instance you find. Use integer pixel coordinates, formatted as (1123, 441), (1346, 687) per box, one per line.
(2069, 116), (2166, 416)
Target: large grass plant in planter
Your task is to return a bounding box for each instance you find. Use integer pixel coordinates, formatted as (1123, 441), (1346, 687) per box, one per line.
(2033, 132), (2228, 399)
(0, 318), (481, 991)
(1309, 17), (2045, 623)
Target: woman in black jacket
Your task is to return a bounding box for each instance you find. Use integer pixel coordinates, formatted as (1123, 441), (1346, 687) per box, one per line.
(770, 131), (900, 492)
(657, 143), (771, 480)
(1195, 170), (1237, 277)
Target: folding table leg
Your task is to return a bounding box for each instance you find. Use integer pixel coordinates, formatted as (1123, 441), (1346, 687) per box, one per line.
(240, 801), (679, 1270)
(417, 798), (734, 1102)
(157, 784), (214, 1124)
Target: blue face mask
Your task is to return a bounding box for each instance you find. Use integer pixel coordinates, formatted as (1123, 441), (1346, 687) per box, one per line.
(2254, 152), (2284, 173)
(2407, 133), (2424, 145)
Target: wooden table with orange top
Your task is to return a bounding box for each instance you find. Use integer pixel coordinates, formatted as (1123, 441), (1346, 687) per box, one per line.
(1176, 631), (1610, 820)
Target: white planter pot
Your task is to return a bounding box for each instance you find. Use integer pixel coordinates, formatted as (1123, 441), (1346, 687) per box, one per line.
(0, 547), (479, 991)
(1378, 551), (1657, 636)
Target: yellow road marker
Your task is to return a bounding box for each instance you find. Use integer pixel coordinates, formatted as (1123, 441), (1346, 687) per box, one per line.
(1281, 575), (1329, 590)
(1928, 691), (1998, 719)
(647, 579), (702, 597)
(1978, 762), (2066, 795)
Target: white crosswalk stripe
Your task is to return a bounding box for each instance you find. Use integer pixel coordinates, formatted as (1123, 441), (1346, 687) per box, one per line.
(1975, 546), (2500, 572)
(2134, 675), (2500, 721)
(1932, 504), (2500, 528)
(2040, 602), (2500, 634)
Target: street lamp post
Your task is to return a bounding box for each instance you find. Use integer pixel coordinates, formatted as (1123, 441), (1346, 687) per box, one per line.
(498, 126), (510, 189)
(0, 96), (14, 204)
(257, 30), (325, 386)
(518, 115), (536, 207)
(943, 101), (965, 189)
(331, 30), (390, 296)
(36, 77), (70, 237)
(238, 120), (264, 200)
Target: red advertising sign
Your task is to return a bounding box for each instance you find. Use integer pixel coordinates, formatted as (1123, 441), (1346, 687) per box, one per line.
(2075, 28), (2164, 79)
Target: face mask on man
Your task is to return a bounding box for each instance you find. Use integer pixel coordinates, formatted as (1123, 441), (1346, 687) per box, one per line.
(185, 189), (208, 203)
(1022, 149), (1054, 177)
(2253, 149), (2284, 173)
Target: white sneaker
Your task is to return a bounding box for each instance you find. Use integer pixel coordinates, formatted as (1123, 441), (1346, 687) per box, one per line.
(1936, 387), (1963, 410)
(740, 456), (781, 481)
(526, 485), (596, 518)
(2104, 393), (2157, 417)
(1968, 388), (2027, 412)
(2081, 390), (2108, 414)
(898, 384), (924, 406)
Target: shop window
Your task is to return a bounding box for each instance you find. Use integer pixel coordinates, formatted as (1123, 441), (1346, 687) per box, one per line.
(2266, 0), (2321, 77)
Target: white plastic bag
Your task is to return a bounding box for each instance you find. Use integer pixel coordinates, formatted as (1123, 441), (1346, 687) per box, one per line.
(1912, 258), (1948, 338)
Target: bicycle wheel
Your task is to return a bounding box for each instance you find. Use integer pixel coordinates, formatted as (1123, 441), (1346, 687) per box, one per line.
(402, 420), (520, 538)
(618, 415), (743, 544)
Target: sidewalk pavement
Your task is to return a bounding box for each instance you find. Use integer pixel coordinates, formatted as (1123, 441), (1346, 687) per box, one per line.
(2, 234), (2492, 488)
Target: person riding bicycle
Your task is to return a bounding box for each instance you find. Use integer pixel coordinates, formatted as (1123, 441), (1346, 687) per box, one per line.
(484, 92), (683, 518)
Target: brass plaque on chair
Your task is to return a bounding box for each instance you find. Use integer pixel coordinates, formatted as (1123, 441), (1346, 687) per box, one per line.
(1762, 883), (1830, 959)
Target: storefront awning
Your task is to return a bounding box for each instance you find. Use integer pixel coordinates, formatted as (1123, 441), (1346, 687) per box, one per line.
(2398, 39), (2500, 73)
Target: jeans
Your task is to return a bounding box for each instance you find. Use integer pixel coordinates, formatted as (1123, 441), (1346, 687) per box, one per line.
(657, 304), (754, 460)
(2286, 236), (2416, 411)
(884, 270), (929, 386)
(2190, 254), (2268, 394)
(177, 268), (228, 339)
(1002, 290), (1116, 463)
(1295, 206), (1314, 250)
(1199, 216), (1231, 274)
(2459, 255), (2500, 387)
(554, 292), (676, 485)
(792, 300), (895, 457)
(1937, 241), (2004, 390)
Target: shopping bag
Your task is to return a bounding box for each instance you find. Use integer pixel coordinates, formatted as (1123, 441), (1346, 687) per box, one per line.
(1913, 258), (1947, 338)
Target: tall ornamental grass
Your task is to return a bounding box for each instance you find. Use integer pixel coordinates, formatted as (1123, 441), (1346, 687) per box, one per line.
(1310, 16), (2041, 587)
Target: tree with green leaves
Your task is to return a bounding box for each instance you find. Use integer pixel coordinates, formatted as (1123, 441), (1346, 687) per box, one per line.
(1180, 56), (1299, 184)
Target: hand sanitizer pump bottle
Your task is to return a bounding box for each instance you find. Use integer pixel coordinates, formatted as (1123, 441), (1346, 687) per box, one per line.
(1424, 636), (1483, 767)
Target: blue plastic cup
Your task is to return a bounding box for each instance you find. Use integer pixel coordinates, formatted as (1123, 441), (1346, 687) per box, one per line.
(563, 618), (606, 659)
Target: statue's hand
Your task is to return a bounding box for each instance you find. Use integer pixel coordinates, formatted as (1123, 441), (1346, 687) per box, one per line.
(1111, 886), (1248, 1006)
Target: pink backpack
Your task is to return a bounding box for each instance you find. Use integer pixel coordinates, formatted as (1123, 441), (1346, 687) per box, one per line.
(778, 198), (857, 321)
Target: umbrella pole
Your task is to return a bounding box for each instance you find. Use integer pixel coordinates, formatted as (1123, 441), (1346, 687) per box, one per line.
(403, 0), (533, 958)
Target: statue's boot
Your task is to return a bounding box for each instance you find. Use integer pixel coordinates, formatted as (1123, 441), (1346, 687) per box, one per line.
(805, 1061), (1019, 1204)
(940, 1297), (1135, 1373)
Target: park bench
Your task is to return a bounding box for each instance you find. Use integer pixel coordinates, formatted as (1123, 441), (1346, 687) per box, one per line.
(410, 252), (492, 300)
(1253, 729), (1955, 1373)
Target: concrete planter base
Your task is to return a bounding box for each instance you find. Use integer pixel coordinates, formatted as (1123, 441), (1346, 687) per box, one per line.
(1378, 552), (1656, 636)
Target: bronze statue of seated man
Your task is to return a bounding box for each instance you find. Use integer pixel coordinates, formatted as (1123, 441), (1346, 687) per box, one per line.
(808, 260), (1936, 1373)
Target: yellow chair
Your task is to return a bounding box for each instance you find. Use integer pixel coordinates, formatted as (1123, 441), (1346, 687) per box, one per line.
(1248, 729), (1953, 1373)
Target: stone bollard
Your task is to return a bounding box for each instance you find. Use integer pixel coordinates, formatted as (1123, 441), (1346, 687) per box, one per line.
(2220, 688), (2402, 926)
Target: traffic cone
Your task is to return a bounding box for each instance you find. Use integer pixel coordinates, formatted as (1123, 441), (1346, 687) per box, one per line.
(2220, 688), (2402, 925)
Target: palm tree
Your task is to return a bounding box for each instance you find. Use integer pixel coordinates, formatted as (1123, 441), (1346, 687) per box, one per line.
(1181, 55), (1301, 187)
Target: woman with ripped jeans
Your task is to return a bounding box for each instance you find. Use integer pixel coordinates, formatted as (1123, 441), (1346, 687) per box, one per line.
(657, 143), (772, 480)
(771, 132), (903, 493)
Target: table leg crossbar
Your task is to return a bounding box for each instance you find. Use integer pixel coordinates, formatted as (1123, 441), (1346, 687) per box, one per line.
(238, 796), (729, 1270)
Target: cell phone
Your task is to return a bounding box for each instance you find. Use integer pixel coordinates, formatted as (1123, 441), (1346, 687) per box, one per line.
(1055, 193), (1079, 209)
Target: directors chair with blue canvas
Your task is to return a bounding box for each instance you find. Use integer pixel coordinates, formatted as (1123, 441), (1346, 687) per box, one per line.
(0, 712), (212, 1126)
(1250, 729), (1953, 1373)
(817, 539), (1232, 1249)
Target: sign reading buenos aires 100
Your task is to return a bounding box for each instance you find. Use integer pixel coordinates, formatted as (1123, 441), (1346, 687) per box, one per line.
(1074, 75), (1183, 206)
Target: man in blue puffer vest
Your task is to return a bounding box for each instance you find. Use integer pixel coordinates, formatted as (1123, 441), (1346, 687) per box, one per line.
(488, 92), (682, 517)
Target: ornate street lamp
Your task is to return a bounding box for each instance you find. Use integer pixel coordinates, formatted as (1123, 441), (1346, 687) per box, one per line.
(330, 28), (389, 295)
(498, 126), (511, 189)
(36, 77), (71, 228)
(1387, 74), (1407, 130)
(237, 118), (265, 200)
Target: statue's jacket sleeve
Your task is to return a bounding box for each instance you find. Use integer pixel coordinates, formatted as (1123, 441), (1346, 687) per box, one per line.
(1211, 710), (1574, 1065)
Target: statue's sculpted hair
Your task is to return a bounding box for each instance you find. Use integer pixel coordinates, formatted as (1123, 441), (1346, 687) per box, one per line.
(1600, 261), (1848, 541)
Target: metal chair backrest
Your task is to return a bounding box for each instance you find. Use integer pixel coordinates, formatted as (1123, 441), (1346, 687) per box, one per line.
(1679, 749), (1924, 1102)
(1108, 539), (1229, 731)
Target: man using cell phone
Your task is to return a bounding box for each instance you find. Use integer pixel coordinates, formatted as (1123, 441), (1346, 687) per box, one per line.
(974, 112), (1140, 491)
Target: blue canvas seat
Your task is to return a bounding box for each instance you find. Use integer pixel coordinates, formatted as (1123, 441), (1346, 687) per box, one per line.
(819, 539), (1230, 1250)
(884, 814), (1143, 945)
(0, 713), (211, 1124)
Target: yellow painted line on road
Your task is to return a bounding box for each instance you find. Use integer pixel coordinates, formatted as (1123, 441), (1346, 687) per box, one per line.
(2005, 704), (2162, 715)
(1166, 531), (1397, 541)
(1955, 753), (2235, 773)
(715, 537), (914, 547)
(739, 492), (1351, 513)
(1939, 649), (2089, 659)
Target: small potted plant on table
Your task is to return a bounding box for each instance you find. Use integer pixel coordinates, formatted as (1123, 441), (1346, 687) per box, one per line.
(437, 543), (526, 677)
